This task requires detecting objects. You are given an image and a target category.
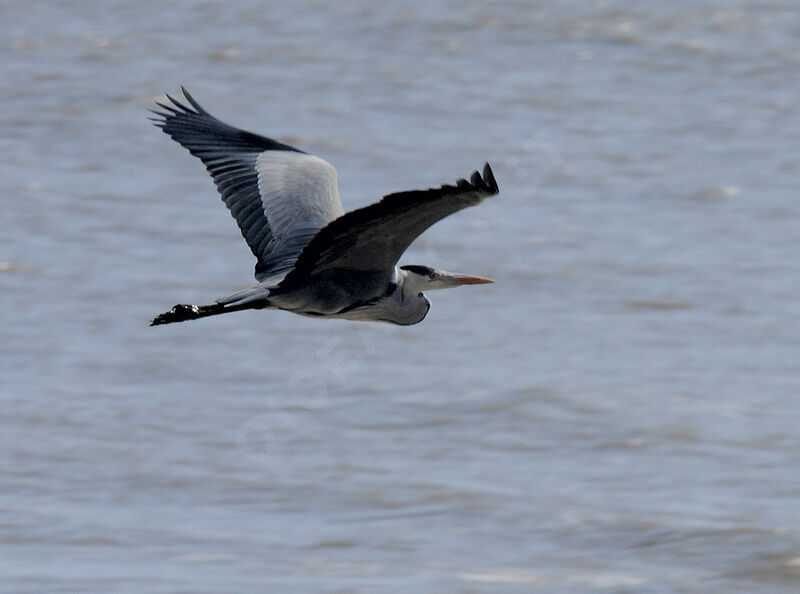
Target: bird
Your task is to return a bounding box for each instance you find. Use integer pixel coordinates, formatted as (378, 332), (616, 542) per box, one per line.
(149, 88), (499, 327)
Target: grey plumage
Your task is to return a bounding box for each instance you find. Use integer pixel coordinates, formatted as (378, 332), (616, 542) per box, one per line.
(150, 88), (499, 327)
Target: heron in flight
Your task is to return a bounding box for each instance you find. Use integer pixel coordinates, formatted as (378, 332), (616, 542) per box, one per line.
(149, 88), (499, 327)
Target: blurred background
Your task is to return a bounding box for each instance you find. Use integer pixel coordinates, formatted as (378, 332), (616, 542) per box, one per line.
(2, 1), (799, 592)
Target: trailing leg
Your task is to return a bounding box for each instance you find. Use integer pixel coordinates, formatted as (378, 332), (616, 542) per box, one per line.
(150, 300), (268, 326)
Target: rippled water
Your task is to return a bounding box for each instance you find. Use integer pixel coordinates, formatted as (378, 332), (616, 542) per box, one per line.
(2, 1), (800, 592)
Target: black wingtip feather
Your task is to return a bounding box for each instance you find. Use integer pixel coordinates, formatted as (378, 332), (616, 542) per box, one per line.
(484, 162), (496, 187)
(164, 92), (192, 113)
(441, 163), (498, 196)
(154, 101), (180, 115)
(180, 86), (209, 115)
(481, 162), (499, 194)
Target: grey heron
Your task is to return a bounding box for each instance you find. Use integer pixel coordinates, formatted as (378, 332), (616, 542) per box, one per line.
(149, 88), (499, 327)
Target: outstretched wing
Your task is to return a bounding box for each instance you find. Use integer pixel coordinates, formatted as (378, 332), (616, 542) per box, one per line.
(280, 163), (499, 286)
(151, 88), (344, 281)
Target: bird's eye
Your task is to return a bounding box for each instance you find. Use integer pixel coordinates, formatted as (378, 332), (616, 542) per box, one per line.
(418, 292), (423, 298)
(429, 272), (436, 279)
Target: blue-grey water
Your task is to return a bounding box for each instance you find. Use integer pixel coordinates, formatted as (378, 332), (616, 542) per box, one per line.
(2, 1), (800, 592)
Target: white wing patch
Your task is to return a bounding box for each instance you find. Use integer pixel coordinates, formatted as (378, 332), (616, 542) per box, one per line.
(255, 152), (344, 245)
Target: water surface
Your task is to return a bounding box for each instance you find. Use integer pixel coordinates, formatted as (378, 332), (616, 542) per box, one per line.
(2, 1), (799, 592)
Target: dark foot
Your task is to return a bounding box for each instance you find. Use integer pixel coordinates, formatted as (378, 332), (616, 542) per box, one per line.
(150, 304), (200, 326)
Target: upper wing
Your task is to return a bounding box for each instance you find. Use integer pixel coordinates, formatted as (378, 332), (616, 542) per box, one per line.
(280, 163), (499, 286)
(151, 88), (344, 281)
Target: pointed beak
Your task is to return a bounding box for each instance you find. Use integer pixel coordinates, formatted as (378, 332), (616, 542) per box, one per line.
(439, 271), (495, 287)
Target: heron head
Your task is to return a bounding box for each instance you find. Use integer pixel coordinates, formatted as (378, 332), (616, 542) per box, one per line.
(400, 265), (494, 291)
